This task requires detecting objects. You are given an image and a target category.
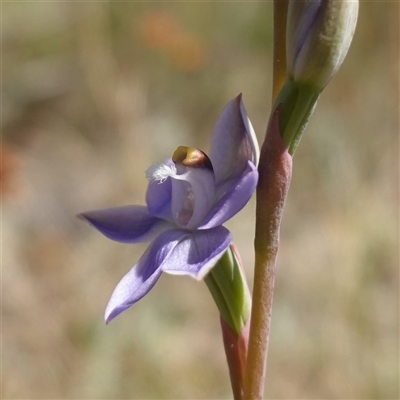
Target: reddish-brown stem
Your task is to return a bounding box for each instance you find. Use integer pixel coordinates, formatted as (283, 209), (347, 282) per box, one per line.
(242, 1), (289, 397)
(221, 318), (250, 400)
(243, 108), (292, 400)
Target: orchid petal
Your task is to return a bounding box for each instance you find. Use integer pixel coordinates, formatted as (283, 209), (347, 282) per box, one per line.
(199, 161), (258, 230)
(79, 205), (170, 243)
(105, 229), (188, 323)
(209, 94), (259, 186)
(161, 226), (231, 280)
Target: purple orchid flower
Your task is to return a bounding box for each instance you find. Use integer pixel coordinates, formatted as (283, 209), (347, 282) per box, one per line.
(79, 94), (259, 323)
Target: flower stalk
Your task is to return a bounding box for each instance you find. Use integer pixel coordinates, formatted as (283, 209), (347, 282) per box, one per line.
(243, 107), (292, 400)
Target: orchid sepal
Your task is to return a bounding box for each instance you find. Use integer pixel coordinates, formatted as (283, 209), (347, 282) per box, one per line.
(78, 205), (172, 243)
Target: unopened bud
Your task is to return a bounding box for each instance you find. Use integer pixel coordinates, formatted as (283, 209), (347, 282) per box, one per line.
(287, 0), (358, 89)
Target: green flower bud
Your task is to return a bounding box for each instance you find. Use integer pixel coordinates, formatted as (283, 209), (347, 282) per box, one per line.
(287, 0), (359, 90)
(273, 0), (359, 154)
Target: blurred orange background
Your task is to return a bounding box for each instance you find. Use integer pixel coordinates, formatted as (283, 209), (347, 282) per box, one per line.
(2, 2), (398, 399)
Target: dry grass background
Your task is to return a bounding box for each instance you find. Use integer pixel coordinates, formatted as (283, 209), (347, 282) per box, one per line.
(2, 1), (399, 399)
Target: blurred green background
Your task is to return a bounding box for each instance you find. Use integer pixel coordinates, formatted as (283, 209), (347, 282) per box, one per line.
(2, 1), (398, 399)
